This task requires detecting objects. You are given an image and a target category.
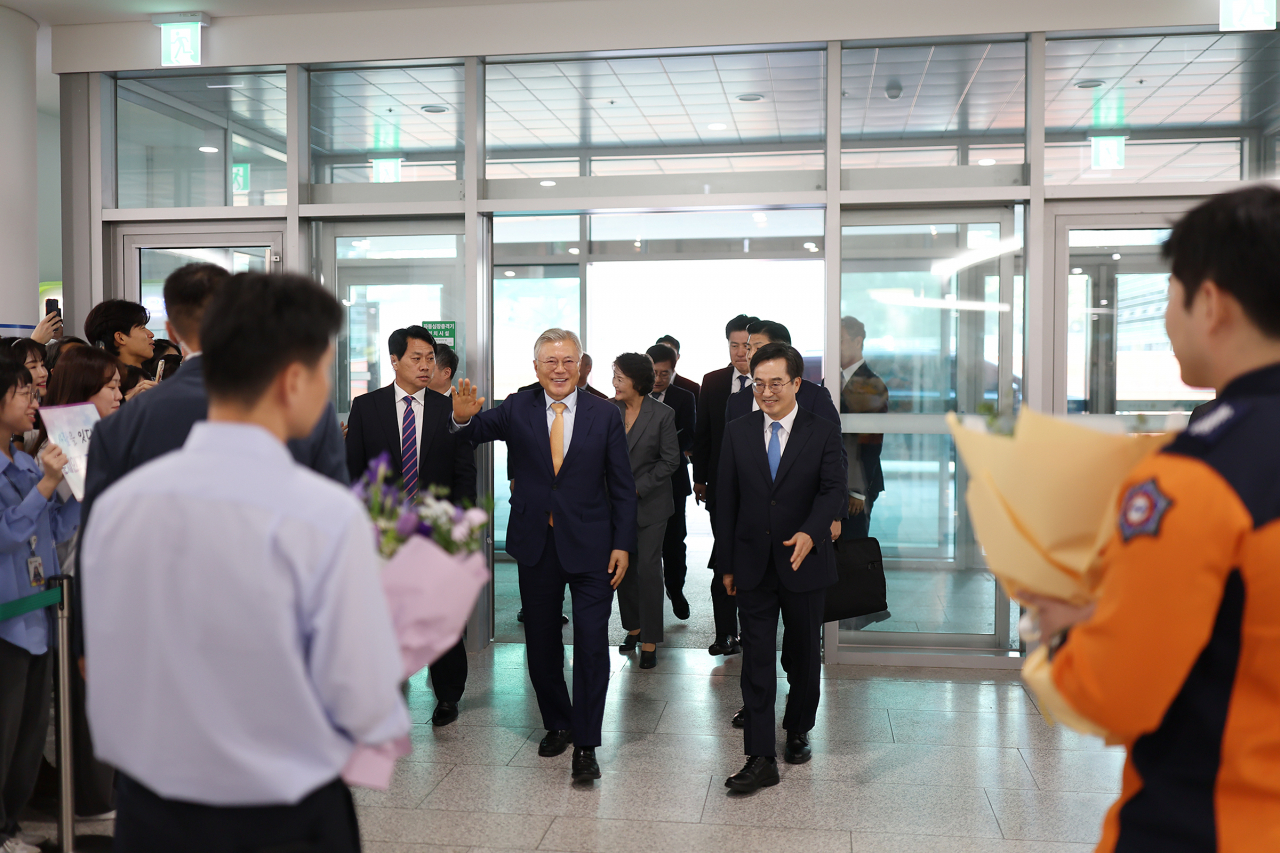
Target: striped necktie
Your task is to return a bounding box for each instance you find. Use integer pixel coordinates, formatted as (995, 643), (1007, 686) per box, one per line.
(401, 397), (418, 499)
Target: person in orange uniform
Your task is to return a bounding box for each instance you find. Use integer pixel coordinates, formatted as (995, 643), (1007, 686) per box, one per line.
(1023, 186), (1280, 853)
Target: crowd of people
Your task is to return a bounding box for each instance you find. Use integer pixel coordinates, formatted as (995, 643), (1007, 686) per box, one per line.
(0, 185), (1277, 852)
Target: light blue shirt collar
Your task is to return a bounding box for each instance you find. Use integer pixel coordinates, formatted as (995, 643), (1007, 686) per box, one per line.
(545, 387), (578, 413)
(185, 421), (294, 466)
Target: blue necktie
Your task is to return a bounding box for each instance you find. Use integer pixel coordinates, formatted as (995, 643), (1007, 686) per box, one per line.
(768, 421), (782, 481)
(401, 398), (418, 499)
(738, 376), (749, 392)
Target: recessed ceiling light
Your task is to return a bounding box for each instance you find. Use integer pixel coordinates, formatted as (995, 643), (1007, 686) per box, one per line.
(1100, 299), (1109, 305)
(568, 247), (580, 255)
(1075, 79), (1105, 89)
(752, 212), (768, 223)
(198, 146), (219, 153)
(1071, 267), (1083, 274)
(707, 123), (728, 130)
(809, 247), (819, 252)
(633, 240), (642, 248)
(206, 83), (244, 89)
(736, 93), (765, 102)
(803, 242), (816, 249)
(421, 105), (449, 113)
(977, 158), (997, 166)
(504, 270), (516, 277)
(540, 180), (557, 186)
(1112, 253), (1122, 260)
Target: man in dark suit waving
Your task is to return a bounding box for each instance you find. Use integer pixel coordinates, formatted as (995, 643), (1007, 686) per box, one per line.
(716, 343), (844, 792)
(646, 343), (696, 620)
(451, 329), (636, 783)
(345, 325), (477, 727)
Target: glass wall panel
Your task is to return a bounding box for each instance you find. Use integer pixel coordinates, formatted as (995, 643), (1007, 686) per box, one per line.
(1046, 32), (1280, 182)
(485, 51), (826, 189)
(1065, 227), (1212, 416)
(138, 246), (269, 336)
(117, 73), (287, 208)
(310, 65), (465, 184)
(841, 41), (1026, 187)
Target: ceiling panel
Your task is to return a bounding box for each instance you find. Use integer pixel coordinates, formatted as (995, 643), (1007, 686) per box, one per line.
(309, 65), (466, 155)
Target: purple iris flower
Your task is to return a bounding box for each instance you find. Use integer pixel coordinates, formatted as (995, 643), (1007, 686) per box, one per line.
(395, 508), (419, 538)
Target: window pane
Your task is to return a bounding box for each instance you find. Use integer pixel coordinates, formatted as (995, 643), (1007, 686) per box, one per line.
(117, 73), (287, 209)
(1045, 139), (1241, 185)
(139, 246), (268, 336)
(310, 65), (464, 184)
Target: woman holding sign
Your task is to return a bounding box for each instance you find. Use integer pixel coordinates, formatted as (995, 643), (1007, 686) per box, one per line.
(0, 357), (79, 852)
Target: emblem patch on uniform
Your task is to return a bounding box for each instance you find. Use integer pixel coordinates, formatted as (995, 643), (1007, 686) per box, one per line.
(1118, 479), (1173, 542)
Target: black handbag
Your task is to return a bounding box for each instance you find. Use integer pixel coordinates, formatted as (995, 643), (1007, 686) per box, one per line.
(823, 536), (888, 623)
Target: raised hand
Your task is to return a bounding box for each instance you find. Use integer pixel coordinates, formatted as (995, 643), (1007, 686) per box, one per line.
(31, 311), (64, 344)
(40, 443), (68, 484)
(452, 378), (485, 424)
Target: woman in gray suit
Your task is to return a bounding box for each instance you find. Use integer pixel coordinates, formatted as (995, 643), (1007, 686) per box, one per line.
(611, 353), (680, 669)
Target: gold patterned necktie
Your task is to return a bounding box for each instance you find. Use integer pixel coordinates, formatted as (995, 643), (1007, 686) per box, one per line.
(549, 402), (567, 527)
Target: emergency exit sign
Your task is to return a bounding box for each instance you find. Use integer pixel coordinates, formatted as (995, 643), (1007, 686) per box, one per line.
(1220, 0), (1276, 30)
(153, 13), (210, 67)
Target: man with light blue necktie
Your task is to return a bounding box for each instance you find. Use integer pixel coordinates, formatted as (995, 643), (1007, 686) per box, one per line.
(714, 342), (845, 793)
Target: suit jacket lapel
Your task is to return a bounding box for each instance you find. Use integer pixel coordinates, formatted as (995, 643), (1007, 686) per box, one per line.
(626, 398), (653, 452)
(562, 395), (595, 472)
(418, 393), (441, 463)
(377, 385), (403, 469)
(526, 390), (555, 478)
(746, 411), (772, 484)
(772, 411), (814, 490)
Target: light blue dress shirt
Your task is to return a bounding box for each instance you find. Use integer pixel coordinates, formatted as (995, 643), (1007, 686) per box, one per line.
(82, 422), (409, 806)
(0, 443), (79, 656)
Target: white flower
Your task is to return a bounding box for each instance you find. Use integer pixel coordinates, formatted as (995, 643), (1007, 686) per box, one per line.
(451, 522), (470, 543)
(463, 507), (489, 527)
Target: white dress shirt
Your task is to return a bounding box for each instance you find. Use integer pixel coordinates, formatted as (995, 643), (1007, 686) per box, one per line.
(544, 388), (579, 454)
(650, 388), (666, 403)
(841, 359), (866, 388)
(732, 369), (752, 395)
(763, 403), (801, 456)
(393, 381), (426, 461)
(82, 422), (409, 806)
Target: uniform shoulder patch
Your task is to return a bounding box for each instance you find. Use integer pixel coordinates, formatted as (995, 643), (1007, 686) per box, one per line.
(1185, 401), (1249, 444)
(1119, 479), (1174, 542)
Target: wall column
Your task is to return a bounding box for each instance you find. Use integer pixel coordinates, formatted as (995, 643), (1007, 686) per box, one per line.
(0, 7), (38, 330)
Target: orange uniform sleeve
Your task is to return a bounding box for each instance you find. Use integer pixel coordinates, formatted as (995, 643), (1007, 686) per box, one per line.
(1050, 453), (1252, 742)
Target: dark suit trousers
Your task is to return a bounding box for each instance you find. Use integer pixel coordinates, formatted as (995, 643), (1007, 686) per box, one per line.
(661, 492), (688, 597)
(115, 774), (359, 853)
(735, 556), (825, 757)
(708, 536), (739, 639)
(428, 639), (468, 703)
(518, 528), (613, 747)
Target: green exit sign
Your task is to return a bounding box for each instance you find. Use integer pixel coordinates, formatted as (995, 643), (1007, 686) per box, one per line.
(231, 163), (250, 193)
(159, 21), (202, 66)
(1221, 0), (1276, 30)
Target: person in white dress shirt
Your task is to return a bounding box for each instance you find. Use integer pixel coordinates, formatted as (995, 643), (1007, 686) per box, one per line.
(83, 273), (408, 852)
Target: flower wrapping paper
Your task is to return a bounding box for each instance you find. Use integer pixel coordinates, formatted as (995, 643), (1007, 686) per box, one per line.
(341, 535), (491, 789)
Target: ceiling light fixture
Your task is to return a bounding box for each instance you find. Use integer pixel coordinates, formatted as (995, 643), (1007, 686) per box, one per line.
(206, 82), (244, 89)
(977, 158), (997, 166)
(803, 242), (816, 249)
(540, 180), (557, 187)
(707, 122), (728, 130)
(198, 146), (219, 153)
(1075, 79), (1105, 89)
(1112, 253), (1122, 260)
(1071, 267), (1083, 274)
(421, 105), (449, 113)
(736, 93), (765, 102)
(568, 247), (580, 255)
(504, 270), (516, 277)
(752, 212), (768, 223)
(634, 240), (642, 248)
(884, 79), (903, 100)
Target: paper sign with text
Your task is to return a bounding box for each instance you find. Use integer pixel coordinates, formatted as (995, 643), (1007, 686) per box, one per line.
(38, 403), (100, 501)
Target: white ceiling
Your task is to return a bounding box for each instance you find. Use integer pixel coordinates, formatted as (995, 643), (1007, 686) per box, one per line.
(8, 0), (584, 27)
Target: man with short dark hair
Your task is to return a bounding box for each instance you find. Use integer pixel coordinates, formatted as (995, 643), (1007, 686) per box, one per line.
(430, 343), (460, 396)
(655, 335), (700, 399)
(83, 272), (408, 851)
(345, 325), (476, 727)
(691, 314), (758, 656)
(717, 342), (844, 792)
(646, 343), (696, 619)
(1022, 186), (1280, 853)
(83, 299), (157, 397)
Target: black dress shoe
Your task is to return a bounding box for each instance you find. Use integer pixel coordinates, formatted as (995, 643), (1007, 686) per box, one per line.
(784, 730), (811, 764)
(619, 633), (640, 652)
(639, 648), (657, 669)
(517, 608), (524, 623)
(571, 746), (601, 781)
(561, 613), (570, 625)
(708, 635), (742, 656)
(731, 706), (746, 728)
(538, 729), (573, 757)
(431, 701), (459, 727)
(670, 591), (690, 620)
(726, 756), (779, 793)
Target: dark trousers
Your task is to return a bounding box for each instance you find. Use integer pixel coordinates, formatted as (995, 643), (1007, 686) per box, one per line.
(517, 529), (613, 747)
(736, 557), (825, 757)
(115, 773), (359, 853)
(428, 639), (468, 704)
(618, 521), (667, 644)
(0, 639), (52, 841)
(841, 499), (875, 540)
(661, 492), (688, 597)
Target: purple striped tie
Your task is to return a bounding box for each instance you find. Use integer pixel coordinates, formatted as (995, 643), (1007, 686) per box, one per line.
(401, 398), (418, 499)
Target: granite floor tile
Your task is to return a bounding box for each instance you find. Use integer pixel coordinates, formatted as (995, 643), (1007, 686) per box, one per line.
(356, 807), (553, 847)
(405, 724), (538, 765)
(654, 697), (784, 736)
(700, 778), (1003, 838)
(843, 832), (1098, 852)
(418, 764), (713, 823)
(788, 741), (1037, 789)
(351, 761), (453, 810)
(605, 671), (747, 703)
(536, 815), (854, 853)
(1018, 749), (1126, 793)
(362, 844), (469, 853)
(509, 730), (745, 775)
(819, 679), (1040, 715)
(818, 665), (1026, 684)
(985, 788), (1113, 843)
(888, 709), (1116, 751)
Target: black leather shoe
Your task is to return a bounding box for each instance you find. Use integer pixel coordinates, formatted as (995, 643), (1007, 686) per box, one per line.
(517, 608), (524, 623)
(670, 591), (690, 620)
(619, 632), (640, 652)
(639, 649), (657, 669)
(561, 613), (570, 625)
(571, 746), (601, 781)
(708, 635), (742, 656)
(784, 730), (811, 764)
(431, 701), (459, 727)
(726, 756), (779, 793)
(538, 729), (573, 757)
(731, 706), (746, 728)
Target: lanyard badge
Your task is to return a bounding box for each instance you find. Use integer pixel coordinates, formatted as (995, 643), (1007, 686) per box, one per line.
(26, 535), (44, 588)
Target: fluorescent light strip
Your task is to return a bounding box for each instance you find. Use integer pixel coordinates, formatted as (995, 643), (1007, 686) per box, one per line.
(930, 236), (1023, 279)
(869, 289), (1010, 313)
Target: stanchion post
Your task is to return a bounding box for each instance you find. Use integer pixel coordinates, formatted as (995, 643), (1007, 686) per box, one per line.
(50, 575), (76, 853)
